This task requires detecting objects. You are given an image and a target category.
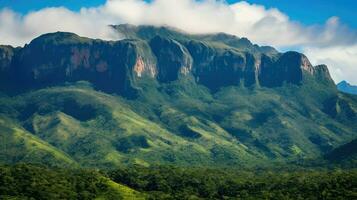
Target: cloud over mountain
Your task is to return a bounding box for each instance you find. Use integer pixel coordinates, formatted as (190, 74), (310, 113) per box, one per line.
(0, 0), (356, 84)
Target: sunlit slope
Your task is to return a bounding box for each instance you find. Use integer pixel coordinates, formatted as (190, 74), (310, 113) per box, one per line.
(0, 116), (77, 167)
(0, 25), (356, 167)
(0, 164), (146, 200)
(0, 84), (255, 167)
(0, 79), (355, 168)
(96, 179), (146, 200)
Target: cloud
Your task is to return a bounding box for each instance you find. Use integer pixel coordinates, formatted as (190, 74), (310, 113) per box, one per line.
(0, 0), (356, 84)
(96, 0), (357, 47)
(0, 7), (120, 46)
(304, 45), (357, 85)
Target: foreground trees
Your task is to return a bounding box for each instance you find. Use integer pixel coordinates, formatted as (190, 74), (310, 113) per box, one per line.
(108, 166), (357, 199)
(0, 164), (356, 199)
(0, 164), (107, 200)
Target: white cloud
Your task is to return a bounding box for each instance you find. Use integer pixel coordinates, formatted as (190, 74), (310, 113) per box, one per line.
(0, 0), (356, 84)
(304, 45), (357, 85)
(0, 7), (120, 46)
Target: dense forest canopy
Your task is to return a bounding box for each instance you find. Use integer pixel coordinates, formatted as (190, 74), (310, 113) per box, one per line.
(0, 164), (356, 200)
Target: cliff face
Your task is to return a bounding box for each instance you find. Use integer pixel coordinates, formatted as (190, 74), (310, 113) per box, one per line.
(0, 45), (14, 71)
(149, 36), (192, 83)
(186, 40), (254, 90)
(0, 25), (355, 168)
(259, 52), (313, 87)
(8, 33), (139, 95)
(0, 25), (335, 95)
(0, 45), (16, 89)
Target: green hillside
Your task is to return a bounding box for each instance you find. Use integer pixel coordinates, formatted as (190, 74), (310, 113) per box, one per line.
(0, 164), (145, 200)
(0, 23), (356, 200)
(0, 79), (355, 168)
(0, 117), (77, 167)
(0, 25), (356, 168)
(324, 138), (357, 167)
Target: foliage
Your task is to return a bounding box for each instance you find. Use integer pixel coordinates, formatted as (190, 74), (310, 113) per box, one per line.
(109, 165), (357, 200)
(1, 164), (356, 200)
(0, 25), (356, 168)
(0, 164), (144, 200)
(0, 80), (356, 168)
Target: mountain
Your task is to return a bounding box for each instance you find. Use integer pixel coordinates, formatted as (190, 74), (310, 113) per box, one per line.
(325, 138), (357, 167)
(337, 80), (357, 95)
(0, 24), (356, 168)
(0, 25), (334, 94)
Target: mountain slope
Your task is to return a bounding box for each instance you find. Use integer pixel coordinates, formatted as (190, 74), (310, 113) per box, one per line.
(0, 24), (356, 168)
(337, 80), (357, 95)
(0, 25), (335, 95)
(96, 180), (145, 200)
(0, 81), (355, 168)
(0, 116), (77, 167)
(325, 139), (357, 167)
(0, 85), (259, 167)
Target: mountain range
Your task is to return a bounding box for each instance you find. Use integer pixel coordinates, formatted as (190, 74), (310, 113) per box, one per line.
(0, 24), (356, 168)
(337, 80), (357, 95)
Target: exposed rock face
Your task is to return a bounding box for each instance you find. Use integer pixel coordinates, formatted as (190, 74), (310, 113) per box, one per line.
(185, 40), (265, 89)
(186, 41), (245, 89)
(0, 45), (16, 90)
(314, 64), (335, 85)
(258, 51), (315, 87)
(8, 33), (146, 95)
(149, 36), (192, 83)
(133, 57), (145, 77)
(0, 45), (14, 72)
(0, 26), (335, 95)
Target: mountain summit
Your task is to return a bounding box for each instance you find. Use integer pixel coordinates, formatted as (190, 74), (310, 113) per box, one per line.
(0, 24), (356, 168)
(337, 80), (357, 95)
(1, 24), (334, 95)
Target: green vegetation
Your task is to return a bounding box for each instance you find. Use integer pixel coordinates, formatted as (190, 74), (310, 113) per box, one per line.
(109, 165), (357, 200)
(0, 164), (144, 200)
(0, 79), (356, 168)
(1, 164), (356, 200)
(325, 138), (357, 167)
(0, 24), (356, 199)
(0, 117), (77, 167)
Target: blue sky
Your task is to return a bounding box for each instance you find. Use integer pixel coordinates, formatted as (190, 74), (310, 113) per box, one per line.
(232, 0), (357, 28)
(0, 0), (106, 13)
(1, 0), (357, 28)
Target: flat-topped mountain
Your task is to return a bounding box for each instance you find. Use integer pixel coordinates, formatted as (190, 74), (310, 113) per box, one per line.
(1, 24), (334, 94)
(0, 24), (355, 168)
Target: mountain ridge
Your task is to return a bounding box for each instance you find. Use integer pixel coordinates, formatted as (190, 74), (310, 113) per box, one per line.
(337, 80), (357, 95)
(0, 24), (335, 95)
(0, 24), (356, 168)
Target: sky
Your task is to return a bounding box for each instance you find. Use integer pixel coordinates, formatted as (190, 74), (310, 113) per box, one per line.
(0, 0), (356, 84)
(230, 0), (357, 28)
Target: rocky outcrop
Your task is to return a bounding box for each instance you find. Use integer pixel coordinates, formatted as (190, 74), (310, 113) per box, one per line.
(0, 45), (14, 71)
(186, 41), (242, 89)
(258, 51), (314, 87)
(314, 64), (335, 84)
(149, 36), (192, 82)
(8, 33), (155, 96)
(0, 26), (335, 95)
(0, 45), (16, 90)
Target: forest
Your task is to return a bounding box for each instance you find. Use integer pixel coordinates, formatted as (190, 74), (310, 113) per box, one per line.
(0, 164), (356, 200)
